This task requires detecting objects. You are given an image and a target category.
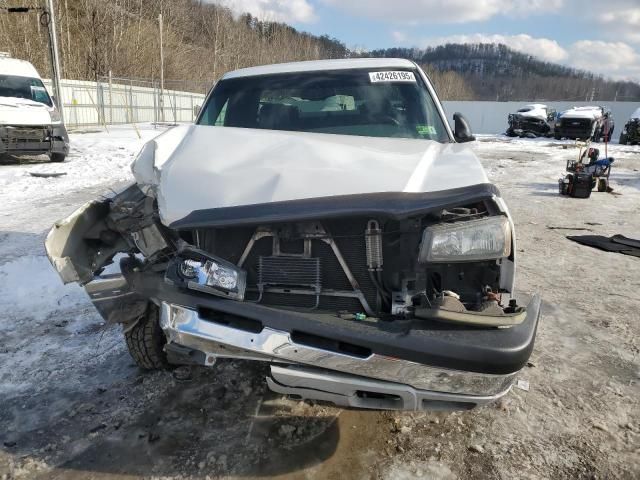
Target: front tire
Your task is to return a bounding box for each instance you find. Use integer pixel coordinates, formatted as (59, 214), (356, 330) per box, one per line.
(124, 304), (169, 370)
(50, 153), (66, 163)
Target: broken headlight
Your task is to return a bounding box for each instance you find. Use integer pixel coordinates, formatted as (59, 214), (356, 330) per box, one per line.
(168, 251), (247, 300)
(419, 216), (511, 263)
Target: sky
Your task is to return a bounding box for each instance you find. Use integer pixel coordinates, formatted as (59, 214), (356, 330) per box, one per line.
(209, 0), (640, 82)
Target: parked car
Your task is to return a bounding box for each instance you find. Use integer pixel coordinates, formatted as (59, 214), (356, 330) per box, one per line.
(554, 105), (614, 142)
(506, 103), (556, 137)
(45, 58), (540, 412)
(0, 53), (68, 162)
(619, 107), (640, 145)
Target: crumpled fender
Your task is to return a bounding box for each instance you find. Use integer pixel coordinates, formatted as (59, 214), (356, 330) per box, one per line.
(45, 198), (127, 284)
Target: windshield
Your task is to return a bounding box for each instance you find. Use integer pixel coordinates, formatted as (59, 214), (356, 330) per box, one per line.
(0, 75), (52, 106)
(198, 68), (450, 142)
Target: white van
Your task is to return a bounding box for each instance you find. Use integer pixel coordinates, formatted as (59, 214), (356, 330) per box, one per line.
(0, 53), (69, 162)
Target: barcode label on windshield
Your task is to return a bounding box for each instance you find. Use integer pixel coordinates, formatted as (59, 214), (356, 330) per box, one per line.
(369, 71), (416, 83)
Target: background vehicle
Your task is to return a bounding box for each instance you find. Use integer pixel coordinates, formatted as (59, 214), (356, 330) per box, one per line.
(506, 103), (556, 137)
(619, 107), (640, 145)
(45, 59), (539, 412)
(554, 105), (614, 142)
(0, 53), (68, 162)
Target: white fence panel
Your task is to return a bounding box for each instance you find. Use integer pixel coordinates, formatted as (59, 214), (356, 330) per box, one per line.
(442, 101), (640, 134)
(42, 78), (207, 128)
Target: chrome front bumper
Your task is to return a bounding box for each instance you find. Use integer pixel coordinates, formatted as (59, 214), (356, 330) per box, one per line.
(160, 303), (515, 410)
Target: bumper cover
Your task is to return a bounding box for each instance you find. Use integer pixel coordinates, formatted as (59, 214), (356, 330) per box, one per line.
(123, 265), (541, 376)
(267, 365), (509, 411)
(0, 124), (69, 155)
(159, 301), (522, 396)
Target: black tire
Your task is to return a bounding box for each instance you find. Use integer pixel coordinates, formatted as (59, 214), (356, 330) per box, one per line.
(50, 153), (66, 162)
(619, 133), (627, 145)
(124, 304), (169, 370)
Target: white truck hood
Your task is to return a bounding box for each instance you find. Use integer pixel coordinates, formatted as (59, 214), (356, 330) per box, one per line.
(560, 106), (602, 120)
(0, 96), (54, 126)
(132, 125), (489, 226)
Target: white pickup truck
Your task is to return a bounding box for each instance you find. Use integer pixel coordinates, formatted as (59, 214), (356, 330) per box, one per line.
(45, 58), (540, 412)
(0, 53), (68, 162)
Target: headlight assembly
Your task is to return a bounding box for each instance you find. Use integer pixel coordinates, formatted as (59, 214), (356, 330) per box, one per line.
(419, 216), (512, 263)
(169, 251), (247, 300)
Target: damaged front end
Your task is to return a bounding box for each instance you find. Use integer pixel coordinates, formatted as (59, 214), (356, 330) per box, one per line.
(45, 181), (540, 411)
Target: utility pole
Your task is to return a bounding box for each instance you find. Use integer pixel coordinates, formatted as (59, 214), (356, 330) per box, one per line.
(158, 13), (165, 122)
(47, 0), (64, 123)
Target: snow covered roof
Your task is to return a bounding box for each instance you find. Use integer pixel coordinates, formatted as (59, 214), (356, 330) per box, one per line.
(516, 104), (549, 119)
(0, 56), (40, 79)
(222, 58), (416, 80)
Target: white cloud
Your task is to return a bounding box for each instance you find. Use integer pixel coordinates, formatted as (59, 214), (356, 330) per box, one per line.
(595, 8), (640, 44)
(208, 0), (316, 23)
(419, 34), (569, 63)
(406, 33), (640, 81)
(321, 0), (563, 24)
(568, 40), (640, 81)
(391, 31), (408, 43)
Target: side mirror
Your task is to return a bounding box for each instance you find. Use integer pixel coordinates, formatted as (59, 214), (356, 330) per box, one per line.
(453, 112), (475, 143)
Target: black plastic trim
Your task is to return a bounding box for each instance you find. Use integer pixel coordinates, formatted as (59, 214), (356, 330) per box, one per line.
(169, 183), (501, 229)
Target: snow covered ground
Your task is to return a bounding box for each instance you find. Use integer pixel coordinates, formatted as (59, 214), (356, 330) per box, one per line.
(0, 126), (639, 479)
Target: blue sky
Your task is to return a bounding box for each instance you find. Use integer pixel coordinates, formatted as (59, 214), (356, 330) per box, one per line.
(210, 0), (640, 81)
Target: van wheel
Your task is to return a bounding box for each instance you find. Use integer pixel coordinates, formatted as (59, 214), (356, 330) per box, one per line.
(124, 304), (169, 370)
(50, 153), (66, 162)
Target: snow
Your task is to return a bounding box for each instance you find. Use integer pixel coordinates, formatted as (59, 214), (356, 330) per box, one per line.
(0, 124), (161, 214)
(0, 124), (167, 395)
(516, 103), (549, 120)
(560, 106), (603, 120)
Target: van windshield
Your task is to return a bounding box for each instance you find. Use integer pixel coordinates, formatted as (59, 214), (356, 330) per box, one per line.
(198, 68), (450, 142)
(0, 75), (52, 106)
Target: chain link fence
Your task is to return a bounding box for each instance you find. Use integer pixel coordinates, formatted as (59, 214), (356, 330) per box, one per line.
(43, 76), (210, 128)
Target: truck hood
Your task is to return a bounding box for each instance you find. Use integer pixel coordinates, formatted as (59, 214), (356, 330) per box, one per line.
(0, 96), (54, 126)
(560, 106), (602, 120)
(132, 125), (489, 226)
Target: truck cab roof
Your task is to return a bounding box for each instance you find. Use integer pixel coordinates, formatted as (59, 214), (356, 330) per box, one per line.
(221, 58), (417, 80)
(0, 56), (41, 79)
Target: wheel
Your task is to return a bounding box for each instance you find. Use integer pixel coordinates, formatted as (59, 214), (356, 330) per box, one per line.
(124, 303), (169, 370)
(597, 178), (607, 192)
(619, 133), (627, 145)
(50, 153), (66, 162)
